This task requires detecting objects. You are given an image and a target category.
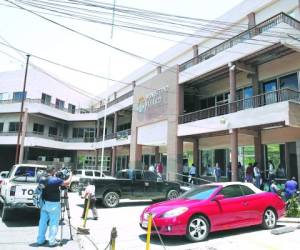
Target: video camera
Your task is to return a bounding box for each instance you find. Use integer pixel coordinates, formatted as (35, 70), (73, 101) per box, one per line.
(56, 166), (72, 180)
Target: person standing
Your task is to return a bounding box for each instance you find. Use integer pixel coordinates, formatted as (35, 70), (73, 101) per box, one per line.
(253, 163), (261, 188)
(284, 177), (298, 200)
(149, 164), (155, 172)
(156, 162), (163, 178)
(182, 161), (189, 183)
(268, 160), (276, 182)
(189, 163), (197, 184)
(245, 163), (253, 183)
(36, 166), (72, 247)
(81, 181), (98, 220)
(270, 180), (280, 194)
(214, 163), (221, 182)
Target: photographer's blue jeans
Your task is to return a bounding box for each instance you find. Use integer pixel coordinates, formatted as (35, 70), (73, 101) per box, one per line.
(37, 201), (61, 246)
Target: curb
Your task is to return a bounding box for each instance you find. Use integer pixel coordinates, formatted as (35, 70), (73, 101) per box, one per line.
(278, 217), (300, 223)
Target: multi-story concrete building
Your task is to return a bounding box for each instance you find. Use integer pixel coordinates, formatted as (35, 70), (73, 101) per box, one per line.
(1, 0), (300, 183)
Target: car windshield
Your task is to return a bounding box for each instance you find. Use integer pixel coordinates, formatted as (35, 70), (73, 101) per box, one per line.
(180, 185), (219, 200)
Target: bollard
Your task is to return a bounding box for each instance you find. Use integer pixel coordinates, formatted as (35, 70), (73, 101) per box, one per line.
(110, 227), (117, 250)
(77, 196), (90, 235)
(145, 214), (152, 250)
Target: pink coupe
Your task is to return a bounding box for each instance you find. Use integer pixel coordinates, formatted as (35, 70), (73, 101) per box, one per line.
(140, 182), (285, 242)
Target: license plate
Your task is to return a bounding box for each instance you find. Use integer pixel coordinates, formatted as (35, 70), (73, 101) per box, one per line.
(142, 221), (148, 228)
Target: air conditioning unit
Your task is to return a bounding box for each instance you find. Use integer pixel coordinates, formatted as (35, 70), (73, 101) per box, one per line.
(53, 158), (60, 163)
(37, 156), (46, 161)
(64, 157), (71, 163)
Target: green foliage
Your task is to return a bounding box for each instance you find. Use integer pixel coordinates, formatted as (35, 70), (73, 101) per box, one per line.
(286, 196), (300, 218)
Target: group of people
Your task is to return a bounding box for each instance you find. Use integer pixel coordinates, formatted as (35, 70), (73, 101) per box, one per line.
(148, 162), (164, 177)
(182, 162), (197, 183)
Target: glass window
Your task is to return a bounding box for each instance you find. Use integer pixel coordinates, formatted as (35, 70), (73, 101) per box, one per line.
(94, 171), (101, 177)
(48, 127), (58, 136)
(74, 170), (82, 175)
(9, 122), (20, 132)
(219, 185), (243, 198)
(263, 80), (277, 104)
(279, 73), (298, 90)
(13, 166), (44, 183)
(240, 185), (255, 196)
(180, 185), (219, 200)
(0, 93), (9, 101)
(85, 171), (93, 176)
(41, 93), (51, 105)
(55, 99), (65, 110)
(134, 171), (143, 180)
(144, 171), (157, 181)
(244, 87), (253, 109)
(13, 91), (26, 101)
(33, 123), (44, 134)
(68, 104), (76, 114)
(0, 122), (3, 132)
(116, 171), (130, 179)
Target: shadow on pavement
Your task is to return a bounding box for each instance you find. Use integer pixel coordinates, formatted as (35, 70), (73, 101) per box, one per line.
(76, 200), (152, 208)
(1, 208), (39, 227)
(138, 224), (285, 246)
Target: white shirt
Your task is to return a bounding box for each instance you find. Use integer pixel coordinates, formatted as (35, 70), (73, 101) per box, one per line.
(189, 166), (196, 175)
(149, 165), (155, 172)
(253, 167), (261, 177)
(269, 164), (275, 174)
(183, 164), (189, 174)
(84, 184), (95, 197)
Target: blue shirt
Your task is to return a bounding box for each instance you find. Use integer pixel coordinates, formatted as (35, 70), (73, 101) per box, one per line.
(285, 180), (298, 197)
(42, 176), (64, 202)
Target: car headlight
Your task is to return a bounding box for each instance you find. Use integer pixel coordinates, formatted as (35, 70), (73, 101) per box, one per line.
(162, 207), (188, 218)
(143, 212), (156, 220)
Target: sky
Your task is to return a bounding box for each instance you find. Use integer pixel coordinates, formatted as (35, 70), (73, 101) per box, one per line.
(0, 0), (244, 99)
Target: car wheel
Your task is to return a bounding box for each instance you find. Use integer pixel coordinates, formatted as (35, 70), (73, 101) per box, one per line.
(70, 182), (79, 192)
(103, 191), (119, 208)
(262, 208), (277, 229)
(186, 215), (209, 242)
(166, 189), (179, 200)
(1, 204), (9, 221)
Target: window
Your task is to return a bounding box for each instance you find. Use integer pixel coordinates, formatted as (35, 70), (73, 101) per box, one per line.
(134, 171), (143, 180)
(279, 73), (298, 92)
(41, 93), (51, 105)
(72, 127), (95, 142)
(55, 98), (65, 110)
(33, 123), (44, 134)
(219, 185), (243, 198)
(181, 186), (219, 200)
(68, 104), (76, 114)
(48, 127), (58, 136)
(74, 170), (82, 175)
(116, 171), (130, 179)
(13, 91), (26, 101)
(0, 93), (9, 101)
(0, 122), (3, 133)
(94, 171), (101, 177)
(85, 171), (93, 176)
(14, 166), (45, 183)
(144, 171), (157, 181)
(263, 80), (277, 104)
(9, 122), (21, 132)
(240, 185), (255, 196)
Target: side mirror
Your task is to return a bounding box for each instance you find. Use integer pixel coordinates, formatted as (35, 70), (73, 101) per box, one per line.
(213, 194), (224, 201)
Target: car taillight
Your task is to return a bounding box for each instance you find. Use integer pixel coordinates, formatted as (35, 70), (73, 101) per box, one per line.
(0, 180), (2, 185)
(10, 185), (16, 196)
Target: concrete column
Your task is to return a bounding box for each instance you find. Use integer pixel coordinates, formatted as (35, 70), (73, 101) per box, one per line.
(295, 141), (300, 182)
(251, 66), (260, 96)
(113, 112), (118, 133)
(132, 80), (136, 89)
(254, 129), (262, 167)
(111, 146), (116, 176)
(193, 138), (199, 167)
(156, 66), (162, 74)
(95, 119), (100, 168)
(247, 12), (256, 28)
(229, 63), (238, 181)
(192, 44), (199, 65)
(155, 146), (160, 163)
(285, 143), (290, 179)
(19, 108), (28, 164)
(230, 129), (238, 182)
(178, 84), (184, 115)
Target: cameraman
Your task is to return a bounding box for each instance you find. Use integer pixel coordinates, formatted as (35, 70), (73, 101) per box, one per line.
(36, 166), (72, 247)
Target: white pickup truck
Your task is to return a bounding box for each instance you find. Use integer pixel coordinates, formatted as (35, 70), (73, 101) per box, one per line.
(0, 164), (47, 221)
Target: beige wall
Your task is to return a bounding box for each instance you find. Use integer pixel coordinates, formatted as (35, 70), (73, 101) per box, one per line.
(130, 67), (180, 179)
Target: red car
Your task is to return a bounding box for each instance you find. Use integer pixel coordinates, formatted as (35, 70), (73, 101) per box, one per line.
(140, 182), (285, 242)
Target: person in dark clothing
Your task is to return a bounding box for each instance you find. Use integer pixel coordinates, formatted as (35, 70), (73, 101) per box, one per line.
(36, 166), (72, 247)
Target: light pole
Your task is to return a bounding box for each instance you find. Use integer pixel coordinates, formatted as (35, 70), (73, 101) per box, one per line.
(15, 54), (30, 164)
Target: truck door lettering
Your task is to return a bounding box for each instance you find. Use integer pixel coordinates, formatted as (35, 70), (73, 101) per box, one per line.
(22, 189), (26, 195)
(28, 189), (33, 195)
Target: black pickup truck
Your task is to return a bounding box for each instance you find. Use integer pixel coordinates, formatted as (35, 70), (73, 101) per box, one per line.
(79, 169), (181, 208)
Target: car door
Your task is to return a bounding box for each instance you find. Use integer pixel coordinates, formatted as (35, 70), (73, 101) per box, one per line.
(143, 171), (158, 198)
(239, 185), (262, 224)
(211, 185), (247, 229)
(132, 170), (146, 198)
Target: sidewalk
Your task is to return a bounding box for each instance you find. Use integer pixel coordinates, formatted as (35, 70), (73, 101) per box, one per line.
(278, 216), (300, 223)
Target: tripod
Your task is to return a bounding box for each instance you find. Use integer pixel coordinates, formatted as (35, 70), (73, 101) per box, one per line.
(60, 188), (73, 246)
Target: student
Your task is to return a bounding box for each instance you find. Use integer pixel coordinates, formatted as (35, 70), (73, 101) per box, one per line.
(253, 162), (261, 188)
(270, 180), (280, 194)
(214, 163), (221, 182)
(182, 161), (189, 182)
(284, 177), (298, 200)
(189, 163), (197, 184)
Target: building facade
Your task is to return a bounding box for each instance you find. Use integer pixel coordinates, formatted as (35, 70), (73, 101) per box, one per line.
(1, 0), (300, 183)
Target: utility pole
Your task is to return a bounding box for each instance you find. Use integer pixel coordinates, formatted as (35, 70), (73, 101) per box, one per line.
(15, 54), (30, 164)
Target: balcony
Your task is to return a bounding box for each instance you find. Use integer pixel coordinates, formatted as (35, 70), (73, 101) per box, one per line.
(179, 12), (300, 72)
(179, 88), (299, 124)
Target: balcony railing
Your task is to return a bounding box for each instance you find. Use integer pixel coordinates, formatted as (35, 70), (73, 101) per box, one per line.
(0, 91), (134, 114)
(179, 12), (300, 72)
(179, 88), (300, 124)
(0, 129), (132, 143)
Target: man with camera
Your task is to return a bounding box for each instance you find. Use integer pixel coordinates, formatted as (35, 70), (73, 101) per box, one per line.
(36, 166), (72, 247)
